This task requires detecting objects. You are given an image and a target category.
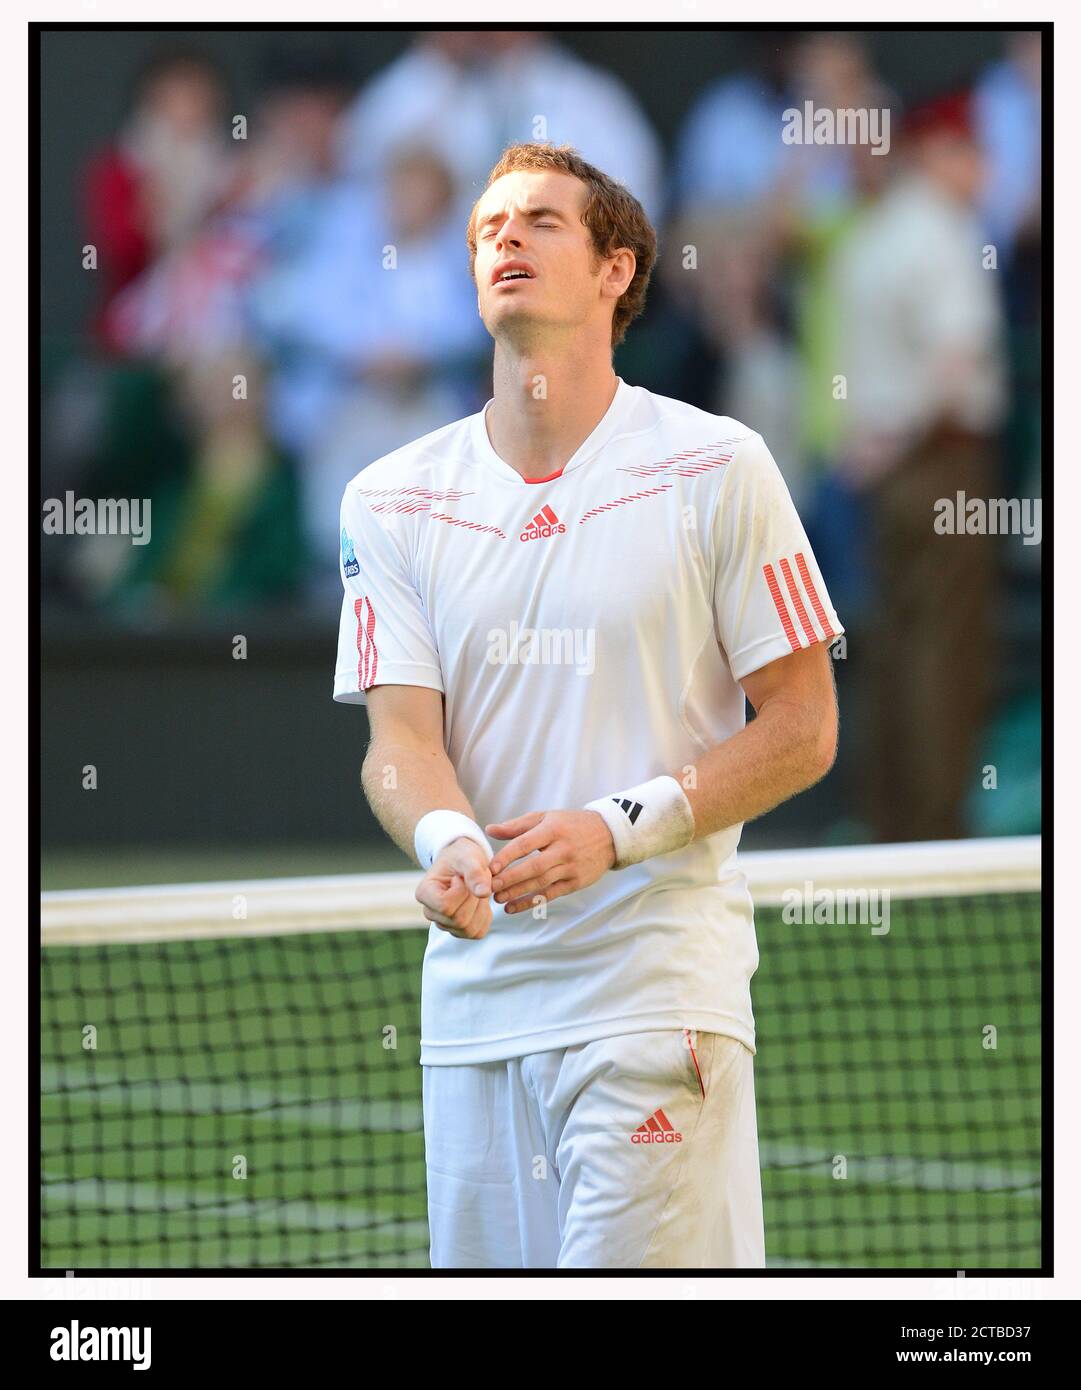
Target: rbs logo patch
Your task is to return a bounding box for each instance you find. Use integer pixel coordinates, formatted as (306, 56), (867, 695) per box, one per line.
(341, 528), (359, 578)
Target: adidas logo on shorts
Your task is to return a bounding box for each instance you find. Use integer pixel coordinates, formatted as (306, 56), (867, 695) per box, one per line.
(631, 1107), (683, 1143)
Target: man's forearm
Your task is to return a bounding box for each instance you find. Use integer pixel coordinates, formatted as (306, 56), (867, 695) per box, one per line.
(680, 694), (837, 841)
(362, 739), (479, 866)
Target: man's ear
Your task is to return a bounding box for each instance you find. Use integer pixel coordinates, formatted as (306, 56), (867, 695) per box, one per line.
(604, 248), (636, 298)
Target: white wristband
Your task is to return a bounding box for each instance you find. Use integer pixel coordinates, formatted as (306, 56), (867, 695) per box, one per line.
(585, 775), (696, 869)
(414, 810), (492, 871)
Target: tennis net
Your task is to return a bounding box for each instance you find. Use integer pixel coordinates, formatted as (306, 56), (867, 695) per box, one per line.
(40, 837), (1042, 1271)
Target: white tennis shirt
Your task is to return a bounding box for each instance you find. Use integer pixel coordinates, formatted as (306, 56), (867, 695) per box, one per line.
(333, 378), (843, 1064)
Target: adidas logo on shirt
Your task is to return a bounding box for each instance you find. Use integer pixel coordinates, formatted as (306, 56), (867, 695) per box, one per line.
(631, 1107), (683, 1143)
(519, 505), (566, 542)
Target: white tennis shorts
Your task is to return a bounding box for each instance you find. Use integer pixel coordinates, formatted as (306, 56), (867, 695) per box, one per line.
(422, 1029), (765, 1269)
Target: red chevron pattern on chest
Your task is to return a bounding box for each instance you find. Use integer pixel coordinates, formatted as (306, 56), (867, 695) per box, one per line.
(616, 439), (741, 479)
(356, 486), (474, 515)
(429, 512), (508, 539)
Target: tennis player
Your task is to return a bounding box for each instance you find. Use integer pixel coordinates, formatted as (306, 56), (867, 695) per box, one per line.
(333, 143), (842, 1269)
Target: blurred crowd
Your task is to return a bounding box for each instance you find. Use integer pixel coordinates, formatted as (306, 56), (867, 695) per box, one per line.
(42, 29), (1042, 841)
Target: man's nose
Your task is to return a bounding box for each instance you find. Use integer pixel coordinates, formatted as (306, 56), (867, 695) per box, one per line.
(496, 222), (524, 251)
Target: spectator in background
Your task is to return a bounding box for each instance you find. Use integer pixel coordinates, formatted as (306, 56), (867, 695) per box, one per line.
(59, 50), (235, 612)
(780, 33), (896, 216)
(83, 50), (232, 352)
(974, 31), (1041, 507)
(659, 206), (802, 500)
(102, 53), (354, 611)
(671, 35), (789, 213)
(233, 50), (356, 251)
(669, 32), (897, 505)
(785, 133), (896, 626)
(664, 30), (899, 616)
(250, 143), (489, 595)
(830, 92), (1006, 842)
(973, 31), (1041, 271)
(673, 33), (893, 221)
(336, 30), (663, 222)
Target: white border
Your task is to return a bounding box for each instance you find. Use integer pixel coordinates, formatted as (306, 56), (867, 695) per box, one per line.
(11, 0), (1073, 1303)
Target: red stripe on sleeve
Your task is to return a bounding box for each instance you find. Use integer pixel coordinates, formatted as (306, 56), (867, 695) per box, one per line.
(795, 552), (835, 639)
(354, 598), (366, 688)
(780, 556), (817, 644)
(365, 599), (378, 687)
(763, 563), (801, 652)
(355, 597), (378, 690)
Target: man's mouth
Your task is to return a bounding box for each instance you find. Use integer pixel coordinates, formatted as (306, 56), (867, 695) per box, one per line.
(492, 262), (536, 286)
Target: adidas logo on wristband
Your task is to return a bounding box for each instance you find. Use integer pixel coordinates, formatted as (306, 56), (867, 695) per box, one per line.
(612, 797), (644, 825)
(586, 776), (694, 870)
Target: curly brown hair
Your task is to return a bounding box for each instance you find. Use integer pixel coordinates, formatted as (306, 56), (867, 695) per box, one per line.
(466, 142), (657, 349)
